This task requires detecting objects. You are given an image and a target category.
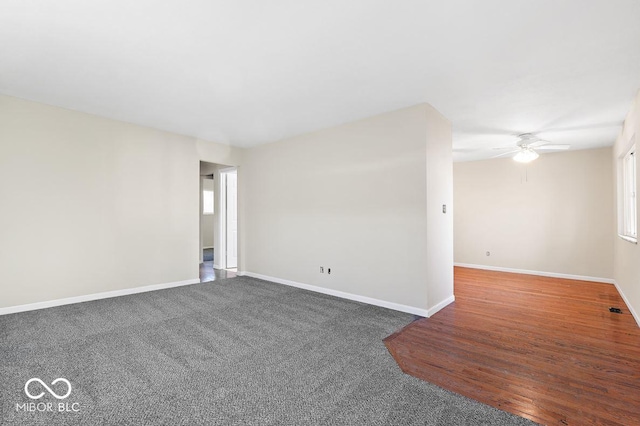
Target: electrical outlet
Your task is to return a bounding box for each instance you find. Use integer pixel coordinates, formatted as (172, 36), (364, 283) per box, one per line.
(328, 268), (331, 274)
(486, 251), (490, 256)
(320, 266), (324, 273)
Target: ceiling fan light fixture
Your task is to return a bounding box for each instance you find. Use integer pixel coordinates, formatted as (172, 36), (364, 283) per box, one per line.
(513, 148), (539, 163)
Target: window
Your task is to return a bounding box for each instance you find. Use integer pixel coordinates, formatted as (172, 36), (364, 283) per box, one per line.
(203, 190), (214, 215)
(621, 142), (636, 242)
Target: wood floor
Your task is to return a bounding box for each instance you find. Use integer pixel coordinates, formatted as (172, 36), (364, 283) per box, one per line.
(199, 261), (237, 283)
(384, 267), (640, 425)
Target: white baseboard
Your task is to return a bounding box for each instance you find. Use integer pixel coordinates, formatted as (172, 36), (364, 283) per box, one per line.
(0, 278), (201, 316)
(428, 295), (456, 317)
(613, 281), (640, 328)
(454, 263), (615, 284)
(241, 271), (454, 317)
(203, 246), (214, 249)
(213, 263), (222, 270)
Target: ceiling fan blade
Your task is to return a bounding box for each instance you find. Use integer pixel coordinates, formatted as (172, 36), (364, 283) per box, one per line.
(455, 144), (519, 154)
(527, 139), (550, 148)
(536, 144), (570, 150)
(491, 149), (520, 159)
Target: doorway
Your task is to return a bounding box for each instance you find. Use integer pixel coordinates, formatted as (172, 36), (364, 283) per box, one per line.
(199, 161), (238, 282)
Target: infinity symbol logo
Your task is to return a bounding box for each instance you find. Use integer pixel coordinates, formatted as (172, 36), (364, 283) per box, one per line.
(24, 378), (72, 400)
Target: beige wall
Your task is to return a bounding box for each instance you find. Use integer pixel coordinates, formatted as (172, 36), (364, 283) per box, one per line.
(0, 95), (242, 309)
(0, 95), (452, 315)
(613, 90), (640, 322)
(454, 148), (614, 280)
(425, 104), (454, 309)
(241, 104), (453, 313)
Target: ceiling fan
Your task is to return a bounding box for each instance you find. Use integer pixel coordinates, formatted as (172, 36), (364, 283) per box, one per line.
(494, 133), (570, 163)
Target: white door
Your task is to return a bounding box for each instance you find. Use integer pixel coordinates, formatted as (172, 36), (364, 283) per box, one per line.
(225, 170), (238, 268)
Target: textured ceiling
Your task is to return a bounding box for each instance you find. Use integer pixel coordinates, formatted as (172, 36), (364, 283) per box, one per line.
(1, 0), (639, 161)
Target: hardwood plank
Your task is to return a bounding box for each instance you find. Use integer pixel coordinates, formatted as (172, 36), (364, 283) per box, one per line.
(199, 260), (237, 283)
(384, 267), (640, 425)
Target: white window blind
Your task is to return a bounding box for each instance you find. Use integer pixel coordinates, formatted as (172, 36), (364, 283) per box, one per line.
(622, 145), (637, 240)
(203, 190), (214, 214)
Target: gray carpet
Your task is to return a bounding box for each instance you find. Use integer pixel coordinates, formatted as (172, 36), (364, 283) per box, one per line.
(1, 276), (534, 425)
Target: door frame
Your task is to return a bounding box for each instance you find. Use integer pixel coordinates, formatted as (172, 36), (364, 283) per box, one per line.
(218, 166), (238, 270)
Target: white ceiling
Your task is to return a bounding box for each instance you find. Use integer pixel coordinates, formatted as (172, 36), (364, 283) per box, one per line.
(1, 0), (639, 161)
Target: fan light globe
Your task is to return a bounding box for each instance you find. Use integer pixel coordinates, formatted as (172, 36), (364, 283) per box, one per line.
(513, 148), (539, 163)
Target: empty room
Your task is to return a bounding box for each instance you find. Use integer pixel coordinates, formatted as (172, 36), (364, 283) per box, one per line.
(1, 1), (639, 425)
